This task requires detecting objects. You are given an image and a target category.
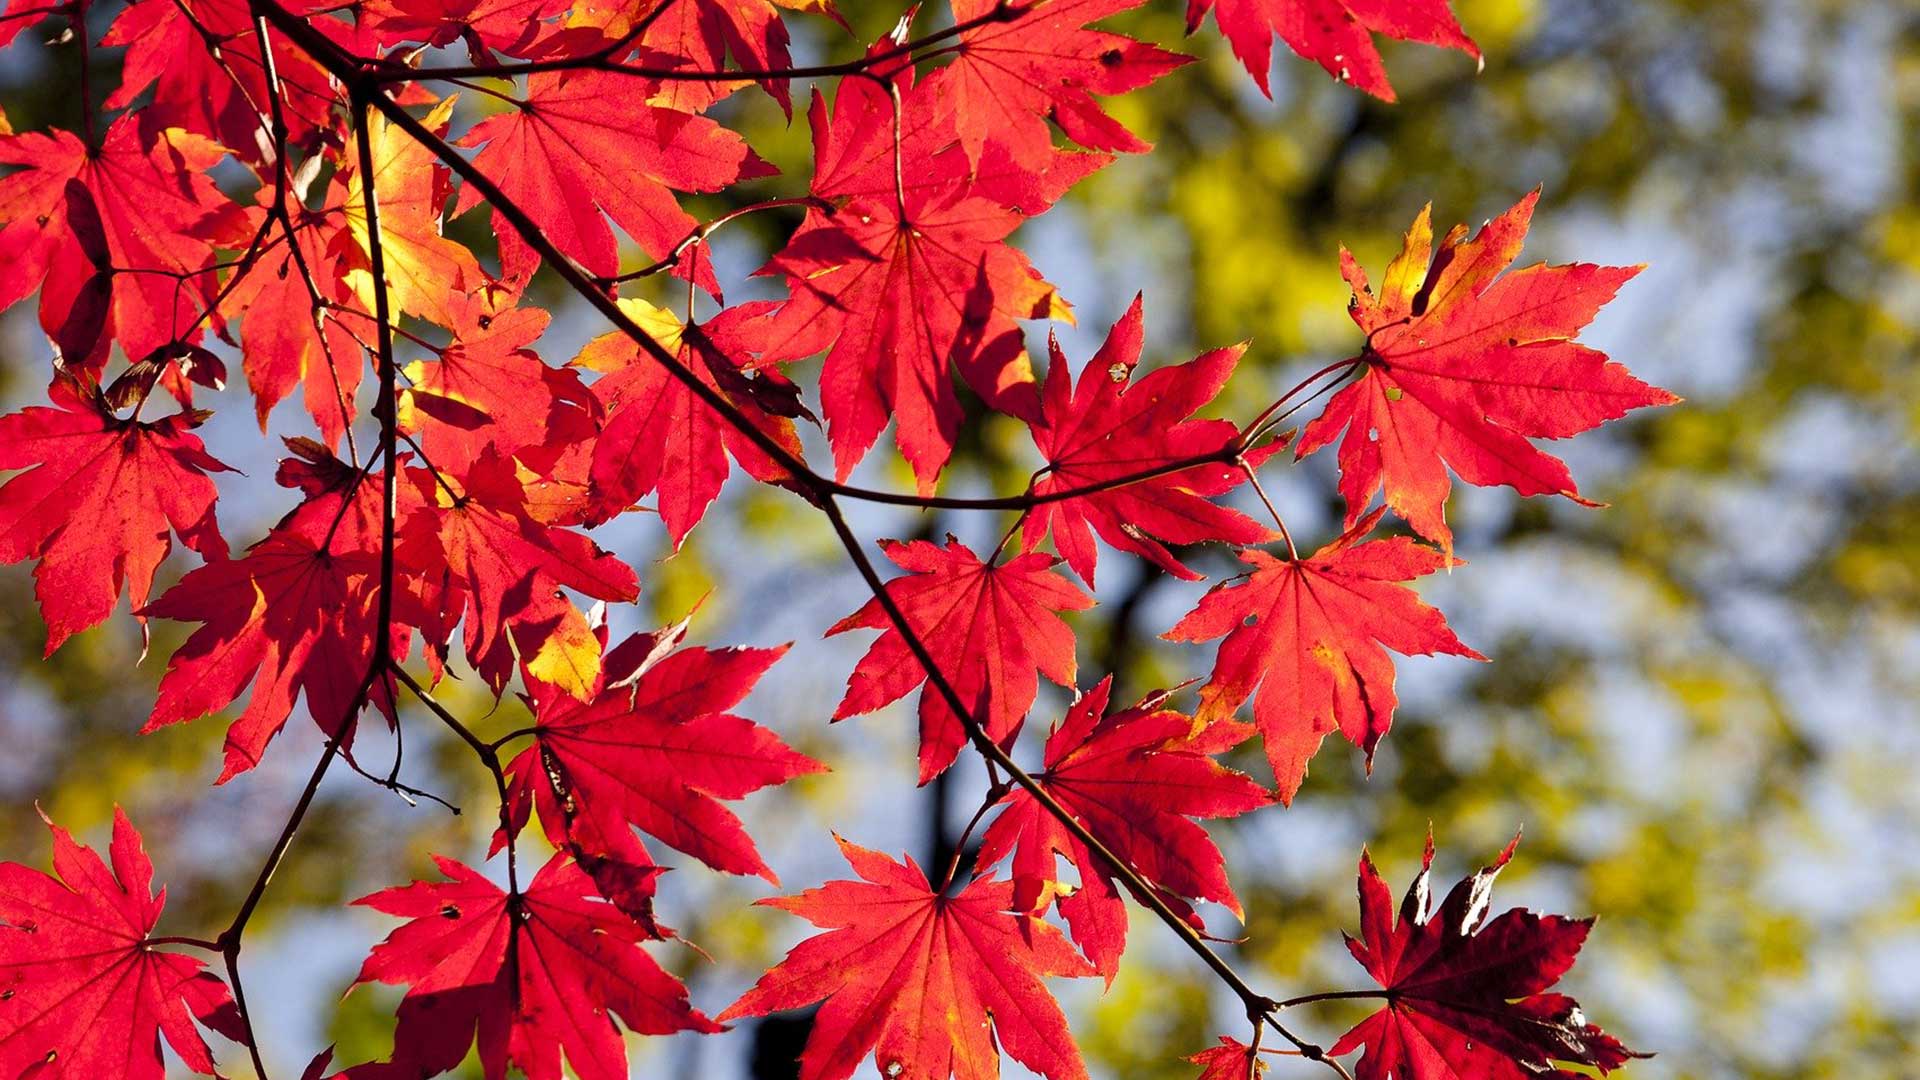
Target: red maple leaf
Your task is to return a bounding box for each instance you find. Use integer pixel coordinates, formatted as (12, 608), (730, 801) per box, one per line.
(1188, 1036), (1262, 1080)
(399, 283), (600, 473)
(1025, 295), (1273, 587)
(760, 66), (1068, 491)
(0, 808), (247, 1080)
(400, 449), (639, 700)
(359, 0), (571, 58)
(0, 115), (249, 368)
(1330, 833), (1645, 1080)
(720, 836), (1096, 1080)
(220, 210), (368, 449)
(976, 677), (1270, 978)
(504, 632), (824, 884)
(455, 68), (773, 285)
(142, 441), (409, 781)
(830, 536), (1093, 783)
(631, 0), (848, 114)
(349, 852), (719, 1080)
(930, 0), (1191, 168)
(1185, 0), (1479, 100)
(0, 375), (229, 654)
(576, 298), (810, 545)
(1297, 191), (1678, 552)
(1163, 508), (1484, 802)
(103, 0), (338, 165)
(797, 42), (1110, 217)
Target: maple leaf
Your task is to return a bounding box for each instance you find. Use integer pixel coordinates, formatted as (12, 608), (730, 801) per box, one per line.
(632, 0), (849, 114)
(1025, 294), (1273, 587)
(359, 0), (571, 58)
(400, 449), (639, 700)
(576, 297), (809, 545)
(220, 211), (368, 449)
(455, 68), (773, 286)
(760, 67), (1069, 492)
(104, 0), (338, 164)
(0, 375), (229, 654)
(721, 836), (1096, 1080)
(930, 0), (1190, 168)
(339, 95), (483, 328)
(504, 633), (824, 884)
(830, 536), (1093, 783)
(1297, 191), (1679, 552)
(0, 114), (249, 367)
(1189, 1036), (1262, 1080)
(143, 441), (408, 781)
(1185, 0), (1479, 100)
(350, 852), (719, 1080)
(1330, 833), (1646, 1080)
(0, 808), (247, 1080)
(398, 282), (600, 474)
(976, 677), (1270, 978)
(1163, 508), (1483, 802)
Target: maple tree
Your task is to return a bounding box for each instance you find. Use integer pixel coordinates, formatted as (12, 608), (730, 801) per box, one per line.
(0, 0), (1674, 1076)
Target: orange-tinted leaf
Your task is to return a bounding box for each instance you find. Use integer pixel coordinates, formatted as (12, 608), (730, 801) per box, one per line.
(400, 283), (600, 471)
(1164, 509), (1483, 801)
(931, 0), (1190, 168)
(339, 95), (482, 328)
(1025, 295), (1272, 586)
(400, 450), (638, 699)
(578, 298), (809, 543)
(0, 376), (229, 654)
(720, 837), (1095, 1080)
(1186, 0), (1479, 100)
(1297, 192), (1678, 552)
(976, 677), (1269, 978)
(455, 69), (772, 286)
(830, 536), (1093, 783)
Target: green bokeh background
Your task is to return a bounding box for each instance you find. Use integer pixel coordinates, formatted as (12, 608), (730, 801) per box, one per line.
(1, 0), (1916, 1077)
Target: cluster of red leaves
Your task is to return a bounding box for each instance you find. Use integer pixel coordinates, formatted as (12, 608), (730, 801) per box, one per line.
(0, 0), (1671, 1078)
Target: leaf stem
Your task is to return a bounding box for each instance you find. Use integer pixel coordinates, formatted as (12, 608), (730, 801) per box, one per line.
(388, 662), (519, 894)
(937, 785), (1005, 891)
(145, 935), (222, 951)
(1239, 461), (1298, 561)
